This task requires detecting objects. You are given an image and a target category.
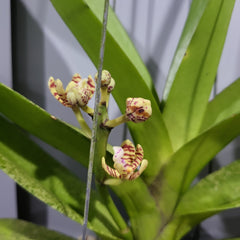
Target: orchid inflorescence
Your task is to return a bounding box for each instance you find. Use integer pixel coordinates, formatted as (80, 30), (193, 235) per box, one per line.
(102, 139), (148, 185)
(48, 70), (152, 183)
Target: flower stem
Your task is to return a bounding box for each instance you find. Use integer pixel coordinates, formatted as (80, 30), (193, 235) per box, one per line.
(72, 106), (91, 138)
(100, 87), (109, 107)
(105, 114), (128, 128)
(81, 105), (94, 117)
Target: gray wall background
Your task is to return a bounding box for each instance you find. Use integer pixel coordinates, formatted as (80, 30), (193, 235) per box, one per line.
(0, 0), (17, 220)
(1, 0), (240, 239)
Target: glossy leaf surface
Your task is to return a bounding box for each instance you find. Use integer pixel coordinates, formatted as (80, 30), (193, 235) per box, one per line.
(0, 83), (91, 168)
(162, 0), (209, 102)
(222, 239), (240, 240)
(157, 212), (213, 240)
(0, 116), (122, 240)
(155, 113), (240, 219)
(201, 78), (240, 131)
(176, 159), (240, 215)
(0, 219), (75, 240)
(112, 181), (161, 240)
(50, 0), (173, 183)
(163, 0), (235, 150)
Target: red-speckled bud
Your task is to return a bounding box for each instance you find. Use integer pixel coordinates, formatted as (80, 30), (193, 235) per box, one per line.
(125, 97), (152, 123)
(48, 73), (95, 108)
(102, 139), (148, 182)
(107, 78), (115, 93)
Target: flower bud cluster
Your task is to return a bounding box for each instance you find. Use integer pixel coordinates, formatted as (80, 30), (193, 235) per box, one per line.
(48, 70), (152, 183)
(48, 73), (95, 108)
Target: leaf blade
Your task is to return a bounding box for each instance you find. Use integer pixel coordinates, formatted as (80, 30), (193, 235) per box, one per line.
(162, 0), (210, 101)
(0, 116), (122, 240)
(176, 159), (240, 216)
(112, 181), (161, 240)
(0, 219), (75, 240)
(0, 83), (90, 168)
(163, 0), (235, 150)
(201, 78), (240, 131)
(153, 113), (240, 219)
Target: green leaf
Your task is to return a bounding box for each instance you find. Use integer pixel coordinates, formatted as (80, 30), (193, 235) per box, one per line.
(176, 159), (240, 216)
(50, 0), (173, 183)
(0, 83), (91, 168)
(0, 219), (75, 240)
(201, 78), (240, 131)
(152, 113), (240, 219)
(0, 116), (123, 240)
(50, 0), (156, 102)
(221, 239), (240, 240)
(162, 0), (210, 102)
(0, 82), (163, 238)
(112, 180), (161, 240)
(156, 213), (213, 240)
(163, 0), (235, 150)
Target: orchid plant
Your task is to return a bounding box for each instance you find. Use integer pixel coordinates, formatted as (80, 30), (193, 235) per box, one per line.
(0, 0), (240, 240)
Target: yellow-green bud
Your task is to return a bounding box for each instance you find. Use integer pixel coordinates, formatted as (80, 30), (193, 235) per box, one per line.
(95, 70), (111, 87)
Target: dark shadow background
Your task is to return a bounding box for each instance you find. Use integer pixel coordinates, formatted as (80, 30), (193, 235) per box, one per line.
(11, 0), (47, 226)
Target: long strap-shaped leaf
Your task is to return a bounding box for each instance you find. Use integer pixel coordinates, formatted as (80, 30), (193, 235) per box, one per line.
(201, 77), (240, 131)
(159, 155), (240, 240)
(0, 116), (122, 240)
(152, 112), (240, 220)
(156, 212), (213, 240)
(221, 239), (240, 240)
(0, 219), (75, 240)
(50, 0), (173, 184)
(163, 0), (235, 150)
(162, 0), (210, 102)
(176, 159), (240, 215)
(0, 83), (91, 167)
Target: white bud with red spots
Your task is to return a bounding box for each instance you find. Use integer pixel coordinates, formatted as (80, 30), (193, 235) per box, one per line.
(125, 97), (152, 123)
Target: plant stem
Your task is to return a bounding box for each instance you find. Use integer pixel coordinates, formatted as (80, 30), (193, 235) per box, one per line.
(72, 106), (91, 138)
(81, 105), (94, 117)
(82, 0), (110, 239)
(105, 114), (128, 128)
(89, 104), (132, 238)
(100, 88), (109, 107)
(98, 184), (133, 239)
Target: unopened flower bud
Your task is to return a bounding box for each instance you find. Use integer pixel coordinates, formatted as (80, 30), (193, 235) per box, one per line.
(95, 70), (111, 87)
(125, 97), (152, 123)
(107, 78), (115, 93)
(48, 74), (95, 108)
